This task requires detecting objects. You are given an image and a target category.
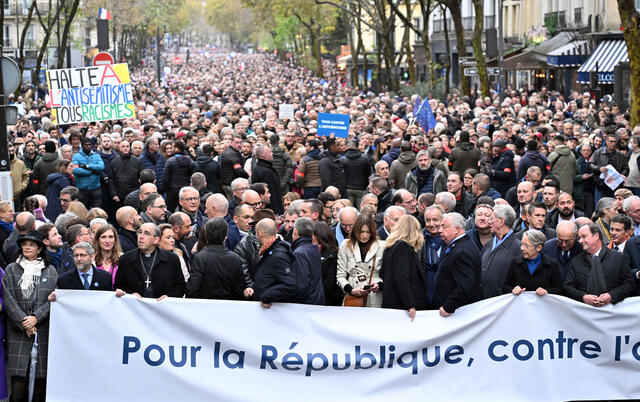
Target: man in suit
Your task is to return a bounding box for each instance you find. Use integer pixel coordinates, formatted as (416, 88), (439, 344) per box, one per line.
(56, 242), (112, 291)
(377, 206), (405, 240)
(542, 221), (583, 280)
(564, 223), (636, 306)
(481, 204), (520, 298)
(435, 212), (481, 317)
(114, 222), (185, 299)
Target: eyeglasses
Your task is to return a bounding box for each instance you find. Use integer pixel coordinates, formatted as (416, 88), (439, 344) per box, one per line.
(246, 201), (263, 208)
(183, 197), (199, 202)
(60, 198), (72, 203)
(153, 204), (167, 209)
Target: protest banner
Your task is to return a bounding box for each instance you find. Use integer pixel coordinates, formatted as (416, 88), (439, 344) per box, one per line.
(47, 291), (640, 402)
(279, 104), (294, 120)
(46, 63), (136, 125)
(317, 112), (350, 138)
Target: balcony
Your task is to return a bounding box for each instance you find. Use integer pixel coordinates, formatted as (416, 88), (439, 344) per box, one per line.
(544, 11), (567, 30)
(433, 15), (494, 33)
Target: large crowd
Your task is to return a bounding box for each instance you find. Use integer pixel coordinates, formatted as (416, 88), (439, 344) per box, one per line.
(0, 50), (639, 400)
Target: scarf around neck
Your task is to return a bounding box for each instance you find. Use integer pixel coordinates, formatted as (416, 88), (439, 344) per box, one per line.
(17, 256), (46, 300)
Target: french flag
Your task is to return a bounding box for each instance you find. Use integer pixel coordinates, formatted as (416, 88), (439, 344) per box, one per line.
(98, 8), (112, 20)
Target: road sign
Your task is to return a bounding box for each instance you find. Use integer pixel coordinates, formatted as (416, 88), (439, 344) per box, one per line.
(460, 57), (477, 66)
(487, 67), (502, 76)
(1, 57), (20, 97)
(93, 51), (114, 66)
(464, 67), (478, 76)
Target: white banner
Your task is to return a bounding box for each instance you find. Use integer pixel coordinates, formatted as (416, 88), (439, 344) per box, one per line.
(47, 291), (640, 401)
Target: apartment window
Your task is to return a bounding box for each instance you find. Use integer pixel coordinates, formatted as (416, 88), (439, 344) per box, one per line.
(3, 25), (9, 47)
(636, 0), (640, 10)
(574, 7), (582, 26)
(413, 17), (421, 31)
(4, 0), (9, 10)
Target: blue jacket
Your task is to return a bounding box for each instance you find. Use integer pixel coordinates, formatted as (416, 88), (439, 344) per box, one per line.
(72, 150), (104, 190)
(254, 238), (297, 304)
(291, 237), (325, 305)
(224, 215), (242, 251)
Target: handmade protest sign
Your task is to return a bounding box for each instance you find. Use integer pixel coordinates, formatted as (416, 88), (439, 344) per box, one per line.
(317, 112), (350, 138)
(279, 104), (294, 120)
(46, 63), (136, 125)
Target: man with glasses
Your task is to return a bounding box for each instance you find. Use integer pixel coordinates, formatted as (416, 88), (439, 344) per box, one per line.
(58, 186), (79, 215)
(56, 242), (112, 290)
(335, 206), (358, 247)
(229, 178), (249, 217)
(392, 189), (418, 216)
(234, 204), (255, 238)
(141, 193), (167, 225)
(542, 221), (583, 281)
(177, 186), (205, 237)
(242, 189), (264, 210)
(115, 222), (185, 299)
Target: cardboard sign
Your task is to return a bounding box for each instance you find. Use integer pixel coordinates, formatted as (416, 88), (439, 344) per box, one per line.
(46, 63), (136, 124)
(279, 104), (294, 120)
(317, 113), (350, 138)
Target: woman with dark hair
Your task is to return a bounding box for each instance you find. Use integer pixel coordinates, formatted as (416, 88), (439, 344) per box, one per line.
(336, 213), (384, 307)
(2, 231), (57, 401)
(186, 218), (245, 300)
(158, 224), (189, 282)
(313, 221), (341, 306)
(45, 159), (73, 222)
(463, 168), (477, 193)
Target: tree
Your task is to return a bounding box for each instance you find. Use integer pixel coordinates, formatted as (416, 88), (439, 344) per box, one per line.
(440, 0), (469, 96)
(618, 0), (640, 126)
(33, 0), (65, 85)
(472, 0), (488, 97)
(56, 0), (82, 68)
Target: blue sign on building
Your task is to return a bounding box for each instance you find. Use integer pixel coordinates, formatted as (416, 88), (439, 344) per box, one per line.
(317, 113), (350, 138)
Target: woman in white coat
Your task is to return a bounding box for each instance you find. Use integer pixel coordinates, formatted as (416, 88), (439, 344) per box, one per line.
(337, 213), (384, 307)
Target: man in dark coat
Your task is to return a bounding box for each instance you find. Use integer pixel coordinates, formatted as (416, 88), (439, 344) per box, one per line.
(449, 131), (481, 175)
(139, 137), (166, 193)
(253, 218), (297, 307)
(251, 144), (283, 215)
(116, 206), (142, 253)
(31, 140), (59, 195)
(114, 223), (185, 298)
(447, 172), (475, 218)
(480, 204), (521, 298)
(516, 140), (550, 181)
(564, 223), (636, 305)
(341, 141), (371, 206)
(220, 134), (249, 197)
(624, 235), (640, 295)
(110, 140), (142, 203)
(194, 144), (222, 195)
(163, 140), (195, 213)
(56, 242), (113, 290)
(186, 218), (246, 300)
(319, 138), (346, 196)
(545, 192), (584, 228)
(435, 212), (481, 316)
(487, 140), (516, 197)
(291, 218), (325, 305)
(542, 221), (583, 281)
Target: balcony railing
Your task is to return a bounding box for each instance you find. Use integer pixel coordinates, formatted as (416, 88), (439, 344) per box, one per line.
(544, 11), (567, 29)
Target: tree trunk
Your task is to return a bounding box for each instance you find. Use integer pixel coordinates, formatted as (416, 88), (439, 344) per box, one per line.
(448, 1), (469, 96)
(17, 1), (36, 92)
(618, 0), (640, 126)
(420, 0), (434, 89)
(472, 0), (488, 97)
(442, 4), (451, 94)
(34, 3), (64, 85)
(402, 0), (416, 85)
(57, 0), (80, 68)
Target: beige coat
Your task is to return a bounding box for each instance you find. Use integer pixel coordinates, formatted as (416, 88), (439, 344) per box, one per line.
(10, 158), (29, 203)
(337, 239), (384, 307)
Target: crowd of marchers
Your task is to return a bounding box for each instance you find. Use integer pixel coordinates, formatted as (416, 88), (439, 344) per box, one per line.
(0, 50), (638, 401)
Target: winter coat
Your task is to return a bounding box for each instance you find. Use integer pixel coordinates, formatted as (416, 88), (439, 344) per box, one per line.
(381, 147), (401, 165)
(10, 158), (29, 202)
(31, 152), (59, 195)
(389, 151), (416, 189)
(336, 239), (384, 307)
(480, 232), (521, 299)
(589, 148), (629, 193)
(110, 154), (143, 200)
(321, 249), (342, 306)
(517, 151), (550, 181)
(114, 248), (186, 298)
(233, 231), (261, 289)
(341, 149), (372, 191)
(574, 156), (594, 206)
(3, 261), (57, 378)
(449, 142), (481, 175)
(45, 173), (72, 221)
(548, 144), (576, 195)
(186, 244), (245, 300)
(163, 153), (194, 190)
(271, 145), (294, 194)
(118, 227), (138, 254)
(251, 158), (284, 214)
(381, 240), (427, 311)
(488, 149), (516, 197)
(220, 146), (248, 185)
(253, 238), (297, 304)
(319, 151), (346, 195)
(72, 150), (104, 191)
(194, 155), (222, 195)
(503, 253), (563, 295)
(291, 237), (325, 305)
(405, 166), (446, 196)
(296, 149), (322, 188)
(139, 150), (166, 192)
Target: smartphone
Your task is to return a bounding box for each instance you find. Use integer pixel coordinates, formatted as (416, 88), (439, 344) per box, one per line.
(363, 285), (372, 291)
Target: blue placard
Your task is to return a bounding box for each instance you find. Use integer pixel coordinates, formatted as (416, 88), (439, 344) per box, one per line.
(317, 113), (350, 138)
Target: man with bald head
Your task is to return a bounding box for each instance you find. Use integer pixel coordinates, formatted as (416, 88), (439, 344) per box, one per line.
(253, 218), (296, 308)
(542, 221), (583, 280)
(116, 206), (143, 252)
(242, 189), (264, 210)
(512, 181), (535, 230)
(205, 194), (241, 250)
(2, 211), (35, 264)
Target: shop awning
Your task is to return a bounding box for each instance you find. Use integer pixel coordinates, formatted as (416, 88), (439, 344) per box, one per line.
(546, 40), (589, 67)
(577, 39), (628, 84)
(503, 32), (576, 70)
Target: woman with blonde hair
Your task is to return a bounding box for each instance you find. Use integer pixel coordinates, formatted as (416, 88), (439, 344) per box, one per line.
(93, 224), (122, 288)
(66, 200), (88, 220)
(381, 215), (427, 320)
(336, 214), (384, 307)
